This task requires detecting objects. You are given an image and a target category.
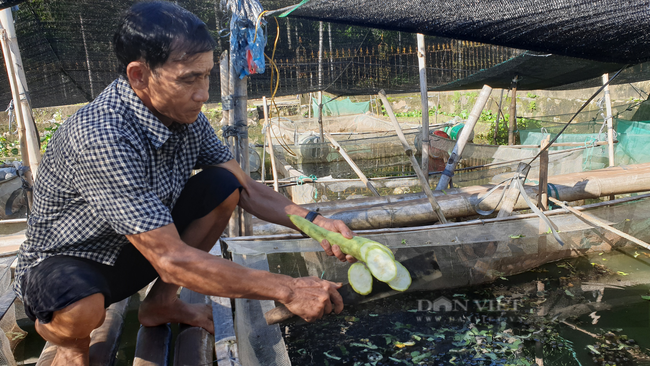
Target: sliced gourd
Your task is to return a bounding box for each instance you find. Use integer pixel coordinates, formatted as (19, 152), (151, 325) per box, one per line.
(359, 242), (395, 261)
(365, 248), (397, 282)
(387, 262), (412, 291)
(348, 262), (373, 295)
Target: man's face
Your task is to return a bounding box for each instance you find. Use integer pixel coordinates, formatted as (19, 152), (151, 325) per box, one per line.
(145, 50), (213, 126)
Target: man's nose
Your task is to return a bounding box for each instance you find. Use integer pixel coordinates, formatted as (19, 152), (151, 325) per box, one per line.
(193, 84), (209, 103)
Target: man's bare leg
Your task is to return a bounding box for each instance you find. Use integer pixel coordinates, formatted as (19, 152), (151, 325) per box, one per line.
(138, 189), (239, 334)
(35, 293), (106, 366)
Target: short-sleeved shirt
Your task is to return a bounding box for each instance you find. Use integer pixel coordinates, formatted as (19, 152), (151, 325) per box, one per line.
(14, 77), (233, 299)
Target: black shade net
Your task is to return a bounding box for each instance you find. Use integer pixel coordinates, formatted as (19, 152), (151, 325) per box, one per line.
(0, 0), (649, 109)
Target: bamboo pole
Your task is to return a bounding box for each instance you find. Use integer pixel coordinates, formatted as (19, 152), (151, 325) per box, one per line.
(417, 34), (429, 172)
(496, 162), (530, 218)
(324, 133), (380, 197)
(548, 196), (650, 251)
(0, 30), (32, 208)
(493, 89), (504, 144)
(435, 85), (492, 191)
(263, 97), (279, 192)
(537, 135), (550, 210)
(0, 10), (41, 182)
(219, 51), (230, 128)
(506, 141), (614, 149)
(378, 90), (447, 224)
(602, 74), (615, 167)
(508, 76), (519, 145)
(252, 163), (650, 235)
(318, 21), (323, 88)
(317, 90), (324, 144)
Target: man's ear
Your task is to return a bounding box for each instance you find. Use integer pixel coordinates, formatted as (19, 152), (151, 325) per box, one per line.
(126, 61), (150, 90)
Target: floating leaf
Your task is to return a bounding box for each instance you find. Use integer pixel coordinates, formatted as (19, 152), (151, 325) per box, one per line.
(599, 252), (604, 256)
(401, 239), (407, 244)
(323, 351), (341, 360)
(587, 345), (601, 355)
(407, 309), (418, 313)
(634, 251), (641, 258)
(442, 190), (447, 195)
(394, 341), (415, 348)
(565, 289), (574, 297)
(345, 316), (359, 322)
(449, 356), (457, 364)
(617, 271), (629, 276)
(412, 352), (432, 363)
(602, 258), (607, 261)
(453, 294), (466, 297)
(369, 313), (378, 317)
(339, 345), (348, 356)
(591, 262), (597, 266)
(556, 263), (567, 268)
(412, 335), (421, 341)
(509, 234), (525, 239)
(350, 342), (378, 349)
(641, 296), (650, 301)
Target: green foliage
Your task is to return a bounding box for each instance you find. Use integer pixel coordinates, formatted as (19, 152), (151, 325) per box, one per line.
(529, 101), (537, 112)
(476, 116), (541, 145)
(0, 136), (20, 158)
(40, 123), (61, 153)
(526, 93), (538, 98)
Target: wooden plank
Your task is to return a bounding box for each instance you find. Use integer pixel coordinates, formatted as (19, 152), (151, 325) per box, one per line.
(496, 162), (530, 218)
(378, 90), (448, 224)
(36, 298), (130, 366)
(324, 133), (380, 197)
(173, 289), (213, 366)
(133, 325), (172, 366)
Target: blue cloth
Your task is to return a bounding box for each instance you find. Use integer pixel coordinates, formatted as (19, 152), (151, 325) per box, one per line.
(14, 77), (233, 299)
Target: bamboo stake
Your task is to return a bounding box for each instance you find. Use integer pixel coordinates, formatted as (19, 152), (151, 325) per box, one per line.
(548, 196), (650, 251)
(263, 97), (279, 192)
(435, 85), (492, 191)
(602, 74), (615, 167)
(377, 90), (447, 224)
(324, 133), (380, 197)
(417, 34), (429, 172)
(537, 135), (550, 210)
(508, 76), (519, 146)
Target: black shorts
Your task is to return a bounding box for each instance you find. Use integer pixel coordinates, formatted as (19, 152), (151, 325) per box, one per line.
(22, 167), (242, 324)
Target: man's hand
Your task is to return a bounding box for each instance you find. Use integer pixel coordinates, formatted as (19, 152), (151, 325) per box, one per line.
(313, 216), (357, 263)
(281, 277), (344, 322)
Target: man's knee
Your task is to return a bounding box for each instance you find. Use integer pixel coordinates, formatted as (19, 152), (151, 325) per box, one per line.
(39, 293), (106, 340)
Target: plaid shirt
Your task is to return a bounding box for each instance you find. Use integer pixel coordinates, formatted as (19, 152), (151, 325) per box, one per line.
(14, 77), (233, 299)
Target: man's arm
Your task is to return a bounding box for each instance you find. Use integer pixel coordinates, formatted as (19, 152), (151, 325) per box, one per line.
(215, 159), (357, 262)
(126, 224), (343, 322)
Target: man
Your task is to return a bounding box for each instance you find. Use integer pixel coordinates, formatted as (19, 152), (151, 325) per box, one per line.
(14, 2), (355, 365)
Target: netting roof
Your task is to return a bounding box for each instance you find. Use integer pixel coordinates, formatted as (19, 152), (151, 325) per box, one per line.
(287, 0), (650, 64)
(0, 0), (649, 109)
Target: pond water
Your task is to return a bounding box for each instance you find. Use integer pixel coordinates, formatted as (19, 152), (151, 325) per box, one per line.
(9, 246), (650, 365)
(283, 247), (650, 366)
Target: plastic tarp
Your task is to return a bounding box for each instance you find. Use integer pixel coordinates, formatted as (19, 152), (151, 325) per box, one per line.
(311, 95), (370, 117)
